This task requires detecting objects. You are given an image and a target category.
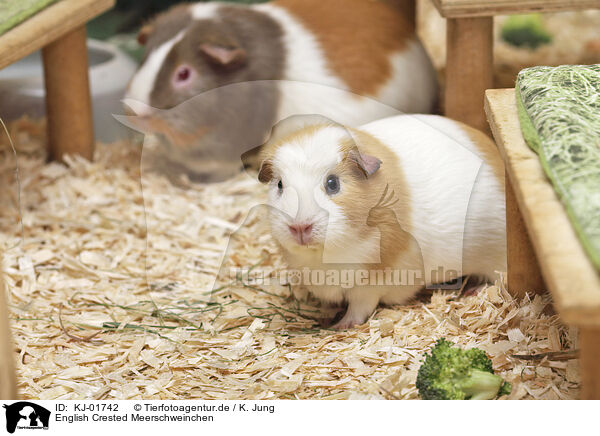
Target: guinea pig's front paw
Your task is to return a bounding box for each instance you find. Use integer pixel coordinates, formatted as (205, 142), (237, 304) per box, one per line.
(291, 285), (309, 302)
(330, 294), (379, 330)
(461, 283), (488, 297)
(459, 275), (490, 297)
(331, 313), (366, 330)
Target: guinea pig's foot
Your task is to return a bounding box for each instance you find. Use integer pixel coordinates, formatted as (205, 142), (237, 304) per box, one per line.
(331, 313), (365, 330)
(460, 275), (490, 297)
(331, 293), (379, 329)
(462, 283), (488, 297)
(330, 308), (368, 330)
(290, 285), (309, 302)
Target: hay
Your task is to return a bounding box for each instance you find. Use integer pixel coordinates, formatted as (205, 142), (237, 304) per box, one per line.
(0, 118), (580, 400)
(516, 64), (600, 270)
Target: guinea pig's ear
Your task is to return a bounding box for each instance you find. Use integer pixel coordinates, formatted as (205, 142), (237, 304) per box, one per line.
(257, 160), (273, 184)
(348, 149), (381, 178)
(200, 43), (246, 67)
(137, 24), (154, 46)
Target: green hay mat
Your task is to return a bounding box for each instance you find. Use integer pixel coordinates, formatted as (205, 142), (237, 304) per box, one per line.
(516, 64), (600, 271)
(0, 0), (59, 37)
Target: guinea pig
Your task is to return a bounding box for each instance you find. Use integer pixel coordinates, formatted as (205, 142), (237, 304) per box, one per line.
(123, 0), (438, 182)
(256, 114), (506, 329)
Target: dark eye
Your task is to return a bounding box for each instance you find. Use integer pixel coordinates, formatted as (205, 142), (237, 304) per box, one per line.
(277, 179), (283, 193)
(325, 175), (340, 195)
(175, 66), (191, 82)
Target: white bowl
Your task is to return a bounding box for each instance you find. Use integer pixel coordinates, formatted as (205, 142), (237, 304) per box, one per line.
(0, 39), (138, 142)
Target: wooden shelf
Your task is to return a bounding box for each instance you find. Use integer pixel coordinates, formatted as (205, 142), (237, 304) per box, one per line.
(485, 88), (600, 327)
(0, 0), (114, 70)
(433, 0), (600, 18)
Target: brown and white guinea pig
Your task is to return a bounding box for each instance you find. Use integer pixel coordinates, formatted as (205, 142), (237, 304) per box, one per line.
(123, 0), (438, 182)
(256, 114), (506, 329)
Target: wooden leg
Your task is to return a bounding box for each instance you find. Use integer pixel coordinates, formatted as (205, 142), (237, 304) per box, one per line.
(505, 173), (546, 297)
(580, 327), (600, 399)
(42, 26), (94, 161)
(445, 17), (493, 132)
(405, 0), (417, 28)
(385, 0), (417, 28)
(0, 264), (18, 400)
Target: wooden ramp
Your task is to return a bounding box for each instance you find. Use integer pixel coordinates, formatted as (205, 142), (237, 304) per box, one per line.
(485, 88), (600, 399)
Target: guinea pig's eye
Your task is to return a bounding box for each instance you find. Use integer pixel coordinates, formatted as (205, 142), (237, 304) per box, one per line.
(277, 179), (283, 194)
(177, 67), (190, 81)
(172, 65), (194, 87)
(325, 174), (340, 195)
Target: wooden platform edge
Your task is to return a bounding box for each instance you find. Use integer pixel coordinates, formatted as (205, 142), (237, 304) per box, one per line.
(0, 0), (115, 71)
(485, 88), (600, 327)
(432, 0), (600, 17)
(0, 259), (18, 400)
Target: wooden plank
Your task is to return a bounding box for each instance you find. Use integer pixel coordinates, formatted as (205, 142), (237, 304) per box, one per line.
(485, 89), (600, 327)
(445, 17), (493, 132)
(0, 0), (114, 71)
(505, 173), (546, 296)
(42, 26), (94, 161)
(433, 0), (600, 17)
(580, 327), (600, 399)
(0, 256), (18, 400)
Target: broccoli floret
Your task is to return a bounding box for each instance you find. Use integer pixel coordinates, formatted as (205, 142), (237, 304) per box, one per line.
(416, 338), (512, 400)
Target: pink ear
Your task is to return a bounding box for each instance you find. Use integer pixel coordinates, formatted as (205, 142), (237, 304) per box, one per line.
(200, 43), (246, 66)
(349, 149), (381, 178)
(137, 24), (154, 45)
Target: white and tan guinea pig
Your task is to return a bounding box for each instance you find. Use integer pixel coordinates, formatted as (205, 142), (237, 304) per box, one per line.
(257, 114), (506, 329)
(123, 0), (438, 181)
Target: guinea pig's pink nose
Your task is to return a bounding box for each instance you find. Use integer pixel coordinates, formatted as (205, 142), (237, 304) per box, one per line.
(288, 223), (313, 245)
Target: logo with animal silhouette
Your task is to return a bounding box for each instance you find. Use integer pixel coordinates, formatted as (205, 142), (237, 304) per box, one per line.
(2, 402), (50, 434)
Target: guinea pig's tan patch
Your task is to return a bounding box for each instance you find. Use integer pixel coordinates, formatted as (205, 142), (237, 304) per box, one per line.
(257, 123), (332, 182)
(275, 0), (414, 97)
(332, 129), (416, 270)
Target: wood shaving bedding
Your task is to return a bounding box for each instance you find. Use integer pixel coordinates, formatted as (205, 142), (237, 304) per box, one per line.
(0, 118), (580, 400)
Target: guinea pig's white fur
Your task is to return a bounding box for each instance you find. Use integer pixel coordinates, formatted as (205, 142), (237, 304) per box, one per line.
(259, 114), (506, 329)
